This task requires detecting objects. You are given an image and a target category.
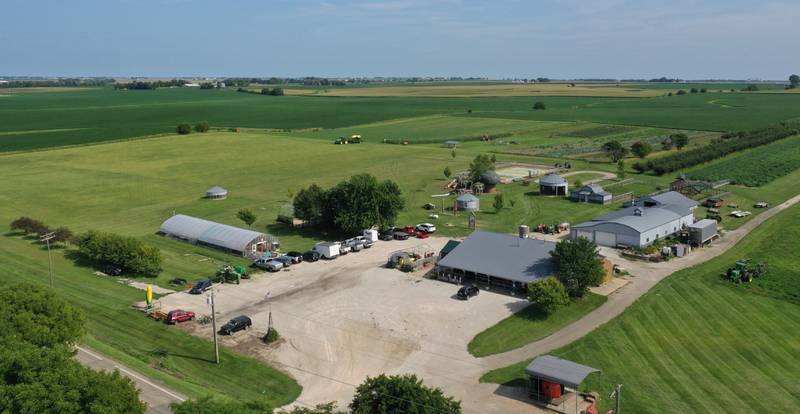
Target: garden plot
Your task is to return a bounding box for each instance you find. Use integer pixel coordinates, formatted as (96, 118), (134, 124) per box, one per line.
(159, 237), (528, 411)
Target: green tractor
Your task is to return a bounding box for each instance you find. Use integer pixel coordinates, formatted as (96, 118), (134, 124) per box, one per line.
(213, 265), (248, 284)
(725, 259), (768, 283)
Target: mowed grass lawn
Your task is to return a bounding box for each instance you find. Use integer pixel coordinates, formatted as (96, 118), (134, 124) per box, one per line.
(482, 202), (800, 413)
(468, 293), (607, 357)
(0, 234), (302, 406)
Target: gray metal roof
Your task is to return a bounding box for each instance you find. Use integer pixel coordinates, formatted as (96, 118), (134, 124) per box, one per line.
(574, 184), (609, 196)
(525, 355), (600, 388)
(689, 219), (717, 229)
(437, 230), (555, 284)
(645, 191), (698, 212)
(206, 186), (228, 195)
(160, 214), (267, 252)
(444, 140), (461, 145)
(457, 193), (479, 202)
(539, 173), (567, 186)
(573, 191), (695, 233)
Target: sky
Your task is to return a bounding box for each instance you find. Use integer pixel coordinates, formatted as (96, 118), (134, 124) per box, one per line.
(1, 0), (798, 80)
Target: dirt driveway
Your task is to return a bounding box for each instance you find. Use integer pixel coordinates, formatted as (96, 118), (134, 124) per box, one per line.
(158, 237), (532, 412)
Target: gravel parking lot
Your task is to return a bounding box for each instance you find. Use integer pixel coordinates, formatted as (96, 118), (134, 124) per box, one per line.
(158, 237), (529, 411)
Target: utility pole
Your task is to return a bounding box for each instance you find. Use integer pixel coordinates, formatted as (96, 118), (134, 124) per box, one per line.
(614, 384), (622, 414)
(40, 232), (56, 289)
(265, 291), (273, 336)
(208, 290), (220, 364)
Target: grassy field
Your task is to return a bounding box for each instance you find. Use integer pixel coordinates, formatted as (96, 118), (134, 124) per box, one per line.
(468, 294), (607, 357)
(0, 233), (301, 406)
(2, 87), (800, 152)
(481, 201), (800, 413)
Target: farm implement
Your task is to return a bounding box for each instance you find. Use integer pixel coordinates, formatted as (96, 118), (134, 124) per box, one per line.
(725, 258), (768, 283)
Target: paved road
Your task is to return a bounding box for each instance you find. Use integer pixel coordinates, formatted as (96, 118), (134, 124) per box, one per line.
(480, 192), (800, 369)
(75, 346), (186, 414)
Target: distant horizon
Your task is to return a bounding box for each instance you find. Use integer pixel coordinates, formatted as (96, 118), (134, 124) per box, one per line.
(0, 75), (792, 83)
(2, 1), (798, 80)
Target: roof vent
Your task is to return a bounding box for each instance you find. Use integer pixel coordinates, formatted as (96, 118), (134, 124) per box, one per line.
(634, 207), (643, 216)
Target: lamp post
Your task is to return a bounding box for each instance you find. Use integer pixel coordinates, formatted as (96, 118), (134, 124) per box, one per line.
(40, 232), (56, 288)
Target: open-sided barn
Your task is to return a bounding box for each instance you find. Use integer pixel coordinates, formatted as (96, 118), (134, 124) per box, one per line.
(159, 214), (278, 257)
(436, 230), (556, 293)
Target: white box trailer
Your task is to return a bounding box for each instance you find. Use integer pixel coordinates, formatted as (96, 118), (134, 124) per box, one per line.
(362, 229), (378, 243)
(314, 242), (341, 259)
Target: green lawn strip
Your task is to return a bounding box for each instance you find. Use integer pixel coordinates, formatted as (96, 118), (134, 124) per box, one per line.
(468, 293), (607, 357)
(480, 202), (800, 413)
(0, 233), (301, 407)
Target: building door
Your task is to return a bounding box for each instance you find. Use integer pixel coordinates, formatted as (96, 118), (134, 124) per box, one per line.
(594, 231), (617, 247)
(576, 230), (593, 241)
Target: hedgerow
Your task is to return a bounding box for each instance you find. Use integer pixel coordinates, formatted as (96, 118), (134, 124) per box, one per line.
(689, 137), (800, 186)
(634, 121), (800, 175)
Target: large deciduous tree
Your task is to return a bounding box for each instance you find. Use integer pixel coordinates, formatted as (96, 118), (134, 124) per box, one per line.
(468, 154), (495, 182)
(237, 208), (257, 228)
(550, 237), (604, 298)
(350, 374), (461, 414)
(630, 141), (653, 158)
(601, 140), (628, 162)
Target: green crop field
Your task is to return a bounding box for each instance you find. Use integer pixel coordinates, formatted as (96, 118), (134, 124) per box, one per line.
(688, 135), (800, 186)
(2, 87), (800, 153)
(481, 202), (800, 413)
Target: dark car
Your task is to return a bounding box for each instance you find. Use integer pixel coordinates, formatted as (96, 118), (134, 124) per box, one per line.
(275, 256), (294, 267)
(457, 285), (480, 300)
(166, 310), (195, 324)
(303, 250), (321, 262)
(379, 231), (395, 241)
(285, 251), (304, 264)
(103, 264), (123, 276)
(393, 231), (410, 240)
(219, 315), (252, 335)
(189, 278), (212, 295)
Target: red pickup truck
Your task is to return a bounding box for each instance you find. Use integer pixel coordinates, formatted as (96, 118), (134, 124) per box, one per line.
(166, 310), (195, 324)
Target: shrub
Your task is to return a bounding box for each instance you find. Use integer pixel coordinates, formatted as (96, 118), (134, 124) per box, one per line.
(528, 277), (569, 314)
(676, 89), (687, 95)
(263, 328), (280, 344)
(194, 121), (210, 133)
(76, 230), (163, 275)
(10, 216), (48, 235)
(53, 226), (75, 245)
(532, 101), (547, 110)
(176, 123), (192, 135)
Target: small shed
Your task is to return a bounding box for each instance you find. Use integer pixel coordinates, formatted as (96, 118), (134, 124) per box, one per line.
(689, 219), (718, 245)
(206, 186), (228, 200)
(539, 173), (569, 196)
(456, 193), (480, 212)
(443, 140), (461, 148)
(570, 184), (612, 204)
(526, 355), (600, 412)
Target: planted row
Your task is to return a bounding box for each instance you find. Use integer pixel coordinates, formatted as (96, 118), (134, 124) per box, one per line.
(689, 137), (800, 186)
(633, 121), (800, 175)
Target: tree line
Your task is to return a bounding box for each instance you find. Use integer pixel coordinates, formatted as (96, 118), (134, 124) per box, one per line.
(10, 216), (75, 244)
(633, 121), (800, 175)
(0, 78), (113, 88)
(293, 174), (405, 234)
(113, 79), (187, 90)
(0, 283), (146, 413)
(76, 230), (163, 276)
